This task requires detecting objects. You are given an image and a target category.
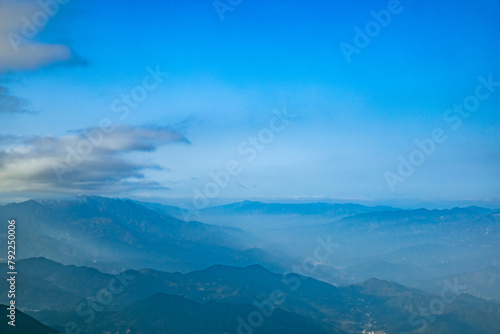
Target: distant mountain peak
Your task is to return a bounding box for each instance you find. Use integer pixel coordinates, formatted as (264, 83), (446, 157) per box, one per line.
(12, 199), (45, 208)
(354, 277), (419, 296)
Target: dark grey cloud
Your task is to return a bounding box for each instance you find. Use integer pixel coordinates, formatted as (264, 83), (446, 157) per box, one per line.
(0, 124), (189, 195)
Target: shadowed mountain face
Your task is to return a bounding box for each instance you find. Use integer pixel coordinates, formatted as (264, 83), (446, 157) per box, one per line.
(5, 257), (500, 334)
(345, 279), (500, 334)
(0, 196), (284, 273)
(87, 293), (338, 334)
(1, 305), (60, 334)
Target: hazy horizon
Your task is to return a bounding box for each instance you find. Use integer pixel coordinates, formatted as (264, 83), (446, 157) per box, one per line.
(2, 194), (500, 211)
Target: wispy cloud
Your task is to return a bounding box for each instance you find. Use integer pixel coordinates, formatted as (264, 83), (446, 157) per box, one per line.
(0, 125), (189, 195)
(0, 84), (34, 113)
(0, 0), (76, 72)
(0, 0), (85, 113)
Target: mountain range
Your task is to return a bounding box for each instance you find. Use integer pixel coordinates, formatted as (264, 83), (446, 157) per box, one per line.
(1, 196), (499, 333)
(0, 196), (284, 273)
(1, 257), (499, 333)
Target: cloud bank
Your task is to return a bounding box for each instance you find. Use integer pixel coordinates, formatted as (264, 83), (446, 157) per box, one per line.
(0, 125), (189, 195)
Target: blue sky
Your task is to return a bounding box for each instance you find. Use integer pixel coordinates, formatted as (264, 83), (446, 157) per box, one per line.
(0, 0), (499, 206)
